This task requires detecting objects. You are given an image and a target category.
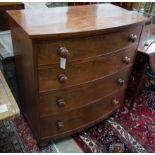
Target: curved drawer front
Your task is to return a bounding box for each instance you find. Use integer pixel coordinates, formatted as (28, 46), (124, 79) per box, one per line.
(39, 67), (131, 117)
(36, 25), (142, 66)
(38, 46), (137, 92)
(40, 87), (126, 138)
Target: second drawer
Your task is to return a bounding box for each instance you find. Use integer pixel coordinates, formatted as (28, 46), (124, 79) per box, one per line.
(38, 45), (137, 92)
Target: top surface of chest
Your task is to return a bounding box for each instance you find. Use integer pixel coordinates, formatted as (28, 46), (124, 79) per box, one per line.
(7, 3), (147, 38)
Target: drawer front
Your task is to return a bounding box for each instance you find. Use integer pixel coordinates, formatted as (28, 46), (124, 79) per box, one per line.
(36, 25), (142, 66)
(38, 46), (137, 92)
(39, 67), (131, 116)
(40, 87), (126, 138)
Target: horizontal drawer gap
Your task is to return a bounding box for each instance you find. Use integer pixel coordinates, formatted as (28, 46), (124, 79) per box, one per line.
(39, 65), (131, 94)
(39, 86), (126, 118)
(37, 44), (138, 70)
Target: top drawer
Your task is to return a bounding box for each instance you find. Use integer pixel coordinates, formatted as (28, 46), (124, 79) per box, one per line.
(36, 25), (142, 66)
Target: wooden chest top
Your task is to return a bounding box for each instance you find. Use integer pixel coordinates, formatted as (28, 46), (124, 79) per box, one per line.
(7, 4), (147, 39)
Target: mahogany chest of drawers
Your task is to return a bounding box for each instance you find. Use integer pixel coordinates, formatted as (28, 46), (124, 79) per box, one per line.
(7, 4), (146, 144)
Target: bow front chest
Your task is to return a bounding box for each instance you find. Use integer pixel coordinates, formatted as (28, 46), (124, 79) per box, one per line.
(7, 4), (146, 143)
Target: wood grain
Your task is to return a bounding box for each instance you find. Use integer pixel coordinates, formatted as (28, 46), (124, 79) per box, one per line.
(39, 67), (132, 117)
(36, 25), (142, 66)
(7, 4), (147, 39)
(7, 4), (146, 143)
(40, 87), (126, 139)
(9, 18), (40, 141)
(38, 45), (137, 92)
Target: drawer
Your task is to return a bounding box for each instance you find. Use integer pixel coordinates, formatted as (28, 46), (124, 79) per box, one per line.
(40, 87), (126, 138)
(36, 25), (142, 66)
(39, 67), (131, 117)
(38, 45), (137, 92)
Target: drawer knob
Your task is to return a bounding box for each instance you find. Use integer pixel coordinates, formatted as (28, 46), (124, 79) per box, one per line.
(56, 121), (64, 129)
(57, 98), (66, 107)
(123, 56), (131, 64)
(112, 99), (119, 105)
(129, 34), (137, 42)
(58, 74), (68, 83)
(117, 78), (125, 86)
(57, 47), (70, 57)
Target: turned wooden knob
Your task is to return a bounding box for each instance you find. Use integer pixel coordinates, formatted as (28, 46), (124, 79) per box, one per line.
(57, 47), (70, 57)
(117, 78), (125, 86)
(123, 56), (131, 64)
(56, 98), (66, 107)
(58, 74), (68, 83)
(56, 121), (64, 129)
(112, 99), (119, 106)
(128, 34), (137, 42)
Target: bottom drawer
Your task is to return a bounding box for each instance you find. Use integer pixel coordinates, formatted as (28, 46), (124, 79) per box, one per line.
(40, 87), (126, 139)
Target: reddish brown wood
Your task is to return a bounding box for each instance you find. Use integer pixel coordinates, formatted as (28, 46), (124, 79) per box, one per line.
(39, 67), (131, 117)
(7, 4), (146, 144)
(38, 45), (138, 92)
(0, 2), (24, 31)
(68, 2), (91, 6)
(40, 87), (126, 139)
(57, 47), (70, 58)
(8, 16), (40, 142)
(127, 24), (155, 109)
(36, 25), (142, 66)
(7, 4), (146, 39)
(138, 24), (155, 55)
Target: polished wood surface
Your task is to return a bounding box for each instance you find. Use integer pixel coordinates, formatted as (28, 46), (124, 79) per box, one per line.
(0, 2), (24, 8)
(40, 87), (126, 139)
(37, 25), (142, 66)
(0, 70), (20, 121)
(7, 4), (146, 38)
(127, 24), (155, 109)
(0, 2), (24, 31)
(39, 46), (137, 92)
(138, 24), (155, 55)
(9, 19), (40, 141)
(7, 4), (146, 144)
(39, 67), (131, 117)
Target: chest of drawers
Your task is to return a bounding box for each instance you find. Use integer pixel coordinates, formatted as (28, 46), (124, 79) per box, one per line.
(7, 4), (146, 144)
